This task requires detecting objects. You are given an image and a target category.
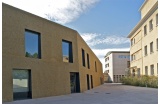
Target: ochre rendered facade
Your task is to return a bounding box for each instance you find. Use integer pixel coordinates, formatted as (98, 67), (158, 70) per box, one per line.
(2, 3), (103, 102)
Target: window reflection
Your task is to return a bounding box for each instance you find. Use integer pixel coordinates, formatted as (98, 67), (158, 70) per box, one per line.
(62, 40), (73, 63)
(25, 30), (41, 59)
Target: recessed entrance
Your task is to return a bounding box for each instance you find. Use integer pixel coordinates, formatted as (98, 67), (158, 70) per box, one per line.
(13, 69), (32, 100)
(70, 72), (80, 93)
(86, 74), (90, 90)
(90, 75), (93, 89)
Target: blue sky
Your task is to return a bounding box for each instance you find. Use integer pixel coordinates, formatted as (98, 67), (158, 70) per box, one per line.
(2, 0), (145, 71)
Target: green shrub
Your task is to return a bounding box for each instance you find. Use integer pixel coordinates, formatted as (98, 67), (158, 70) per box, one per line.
(121, 75), (158, 88)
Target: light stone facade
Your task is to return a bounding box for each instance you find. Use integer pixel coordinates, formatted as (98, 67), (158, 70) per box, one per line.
(2, 3), (103, 102)
(104, 51), (130, 83)
(127, 0), (158, 76)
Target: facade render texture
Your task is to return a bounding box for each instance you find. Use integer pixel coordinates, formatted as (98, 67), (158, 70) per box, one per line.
(104, 51), (130, 83)
(2, 3), (103, 102)
(127, 0), (158, 76)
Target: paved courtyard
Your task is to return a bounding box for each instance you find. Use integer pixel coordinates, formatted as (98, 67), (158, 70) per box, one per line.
(3, 83), (158, 104)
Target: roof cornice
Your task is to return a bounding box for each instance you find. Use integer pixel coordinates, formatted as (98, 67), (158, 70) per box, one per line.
(139, 0), (148, 11)
(104, 51), (130, 58)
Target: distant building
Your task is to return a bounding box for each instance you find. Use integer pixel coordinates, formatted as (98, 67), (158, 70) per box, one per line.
(104, 51), (130, 83)
(127, 0), (158, 76)
(2, 3), (103, 102)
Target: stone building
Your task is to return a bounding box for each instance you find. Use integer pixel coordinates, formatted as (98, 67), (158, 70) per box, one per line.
(127, 0), (158, 76)
(104, 51), (130, 83)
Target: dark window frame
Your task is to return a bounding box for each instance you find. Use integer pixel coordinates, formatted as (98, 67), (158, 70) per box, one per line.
(62, 39), (73, 63)
(95, 61), (97, 72)
(82, 49), (85, 67)
(87, 53), (90, 69)
(25, 29), (41, 59)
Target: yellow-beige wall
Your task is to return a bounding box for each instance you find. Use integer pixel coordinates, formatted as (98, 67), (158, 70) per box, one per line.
(2, 3), (103, 102)
(129, 0), (158, 76)
(140, 0), (157, 18)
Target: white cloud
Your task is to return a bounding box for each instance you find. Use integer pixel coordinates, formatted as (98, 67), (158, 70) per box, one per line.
(2, 0), (99, 24)
(81, 33), (130, 72)
(81, 33), (130, 46)
(81, 33), (99, 41)
(92, 48), (130, 72)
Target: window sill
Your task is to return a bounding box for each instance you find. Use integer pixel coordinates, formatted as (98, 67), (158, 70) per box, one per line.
(150, 51), (154, 54)
(149, 29), (153, 32)
(144, 34), (147, 36)
(144, 54), (148, 57)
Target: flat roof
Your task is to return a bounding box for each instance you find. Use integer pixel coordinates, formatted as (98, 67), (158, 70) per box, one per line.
(139, 0), (148, 11)
(104, 51), (130, 58)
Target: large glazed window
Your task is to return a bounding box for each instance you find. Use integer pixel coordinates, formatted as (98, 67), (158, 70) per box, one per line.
(25, 30), (41, 59)
(62, 40), (73, 63)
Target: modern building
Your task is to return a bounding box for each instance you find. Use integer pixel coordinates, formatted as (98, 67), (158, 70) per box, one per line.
(2, 3), (103, 102)
(127, 0), (158, 76)
(104, 51), (130, 83)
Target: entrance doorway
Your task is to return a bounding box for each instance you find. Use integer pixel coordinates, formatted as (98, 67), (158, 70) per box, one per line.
(70, 72), (80, 93)
(13, 69), (32, 100)
(90, 75), (93, 89)
(86, 74), (90, 90)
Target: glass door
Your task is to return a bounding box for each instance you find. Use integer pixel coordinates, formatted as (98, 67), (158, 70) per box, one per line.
(13, 69), (32, 100)
(70, 72), (80, 93)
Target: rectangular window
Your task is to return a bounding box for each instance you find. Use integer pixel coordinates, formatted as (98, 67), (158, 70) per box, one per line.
(131, 55), (133, 61)
(87, 53), (90, 69)
(157, 63), (158, 75)
(137, 68), (140, 76)
(150, 42), (153, 53)
(62, 40), (73, 63)
(127, 61), (130, 68)
(156, 14), (158, 25)
(134, 38), (135, 44)
(144, 25), (147, 35)
(82, 49), (85, 67)
(145, 66), (148, 75)
(149, 19), (153, 31)
(144, 45), (147, 56)
(156, 38), (158, 50)
(105, 58), (107, 62)
(95, 61), (97, 72)
(105, 64), (107, 68)
(133, 55), (136, 60)
(25, 30), (41, 59)
(131, 39), (133, 46)
(150, 65), (154, 75)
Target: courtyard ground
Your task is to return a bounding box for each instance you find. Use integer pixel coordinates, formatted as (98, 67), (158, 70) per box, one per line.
(3, 83), (158, 104)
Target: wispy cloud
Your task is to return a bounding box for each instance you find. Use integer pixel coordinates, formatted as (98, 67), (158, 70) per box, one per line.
(2, 0), (100, 24)
(81, 33), (130, 72)
(81, 33), (130, 46)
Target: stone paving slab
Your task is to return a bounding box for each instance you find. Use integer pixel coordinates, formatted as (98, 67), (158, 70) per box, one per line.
(3, 83), (158, 104)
